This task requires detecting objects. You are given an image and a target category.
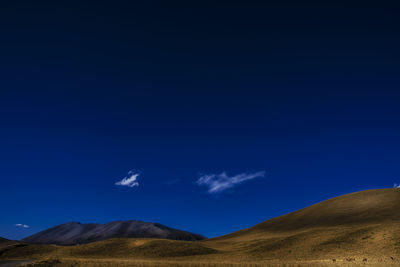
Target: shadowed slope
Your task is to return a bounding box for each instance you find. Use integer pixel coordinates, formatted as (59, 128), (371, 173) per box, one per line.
(0, 237), (16, 252)
(22, 221), (205, 245)
(0, 237), (17, 249)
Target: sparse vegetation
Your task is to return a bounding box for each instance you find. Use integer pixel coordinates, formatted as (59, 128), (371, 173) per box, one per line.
(2, 189), (400, 266)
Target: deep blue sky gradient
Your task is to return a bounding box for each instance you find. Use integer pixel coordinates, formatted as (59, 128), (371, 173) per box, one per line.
(1, 1), (400, 240)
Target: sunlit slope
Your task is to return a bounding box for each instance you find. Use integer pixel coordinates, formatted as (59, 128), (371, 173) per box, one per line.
(1, 238), (217, 259)
(214, 189), (400, 239)
(203, 189), (400, 261)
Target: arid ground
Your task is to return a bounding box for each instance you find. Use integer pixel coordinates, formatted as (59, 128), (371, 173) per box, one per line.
(1, 189), (400, 266)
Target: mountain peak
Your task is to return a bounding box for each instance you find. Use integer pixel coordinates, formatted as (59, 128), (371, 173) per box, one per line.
(22, 220), (205, 245)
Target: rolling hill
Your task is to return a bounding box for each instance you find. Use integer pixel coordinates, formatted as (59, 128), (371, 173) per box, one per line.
(215, 187), (400, 238)
(22, 220), (205, 245)
(202, 188), (400, 263)
(2, 189), (400, 266)
(0, 237), (15, 250)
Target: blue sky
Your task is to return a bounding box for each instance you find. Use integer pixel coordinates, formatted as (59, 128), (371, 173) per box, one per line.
(1, 1), (400, 240)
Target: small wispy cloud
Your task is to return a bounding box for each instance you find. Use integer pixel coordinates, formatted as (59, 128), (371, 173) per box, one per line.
(14, 223), (29, 228)
(196, 171), (266, 194)
(394, 183), (400, 188)
(115, 170), (140, 188)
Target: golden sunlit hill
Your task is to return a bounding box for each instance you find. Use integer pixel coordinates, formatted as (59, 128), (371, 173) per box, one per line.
(1, 189), (400, 266)
(204, 188), (400, 264)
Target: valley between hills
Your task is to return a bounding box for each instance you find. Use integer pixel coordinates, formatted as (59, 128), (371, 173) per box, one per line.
(1, 188), (400, 266)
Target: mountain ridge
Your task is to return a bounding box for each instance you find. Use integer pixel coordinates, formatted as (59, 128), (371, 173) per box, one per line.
(22, 220), (205, 245)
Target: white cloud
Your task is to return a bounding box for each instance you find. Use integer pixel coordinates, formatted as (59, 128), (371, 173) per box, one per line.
(394, 183), (400, 188)
(115, 171), (140, 188)
(196, 171), (266, 194)
(14, 224), (29, 228)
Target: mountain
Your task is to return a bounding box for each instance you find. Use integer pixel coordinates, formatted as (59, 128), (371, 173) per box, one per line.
(3, 189), (400, 266)
(22, 220), (205, 245)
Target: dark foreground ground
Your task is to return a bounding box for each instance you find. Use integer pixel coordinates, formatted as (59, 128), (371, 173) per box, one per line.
(0, 260), (34, 267)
